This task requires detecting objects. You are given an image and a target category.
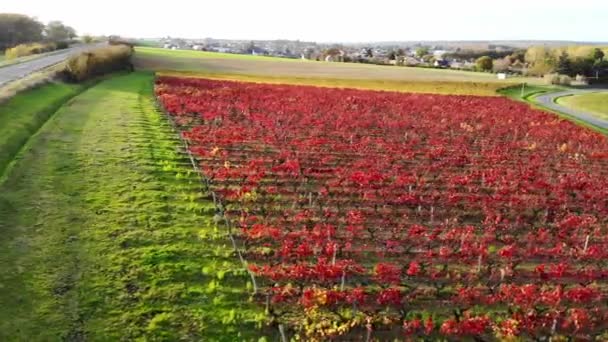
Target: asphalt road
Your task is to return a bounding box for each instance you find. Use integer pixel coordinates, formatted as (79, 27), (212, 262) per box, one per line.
(534, 89), (608, 130)
(0, 44), (104, 87)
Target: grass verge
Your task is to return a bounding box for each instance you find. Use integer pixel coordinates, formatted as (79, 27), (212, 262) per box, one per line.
(498, 84), (608, 136)
(0, 72), (263, 341)
(0, 81), (86, 176)
(557, 92), (608, 121)
(497, 83), (562, 101)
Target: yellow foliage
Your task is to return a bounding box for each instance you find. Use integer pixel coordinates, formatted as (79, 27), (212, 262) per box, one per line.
(5, 43), (56, 59)
(63, 45), (133, 82)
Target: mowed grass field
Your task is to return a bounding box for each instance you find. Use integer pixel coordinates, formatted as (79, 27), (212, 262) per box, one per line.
(135, 47), (541, 96)
(557, 92), (608, 120)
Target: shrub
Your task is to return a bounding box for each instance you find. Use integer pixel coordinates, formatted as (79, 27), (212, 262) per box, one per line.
(55, 41), (69, 50)
(62, 44), (134, 82)
(109, 38), (135, 48)
(476, 56), (493, 72)
(559, 75), (572, 85)
(5, 42), (56, 59)
(544, 73), (572, 86)
(575, 74), (588, 84)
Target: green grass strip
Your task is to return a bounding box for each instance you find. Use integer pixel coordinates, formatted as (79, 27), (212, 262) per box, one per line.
(0, 82), (86, 177)
(0, 72), (265, 341)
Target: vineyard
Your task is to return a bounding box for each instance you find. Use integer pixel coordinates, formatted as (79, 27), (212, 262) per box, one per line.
(156, 76), (608, 340)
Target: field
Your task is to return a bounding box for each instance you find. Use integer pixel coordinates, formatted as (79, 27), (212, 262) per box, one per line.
(2, 44), (608, 340)
(558, 92), (608, 120)
(156, 76), (608, 340)
(135, 47), (541, 96)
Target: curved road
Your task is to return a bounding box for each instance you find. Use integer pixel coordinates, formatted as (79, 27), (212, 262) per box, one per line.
(534, 89), (608, 130)
(0, 44), (104, 87)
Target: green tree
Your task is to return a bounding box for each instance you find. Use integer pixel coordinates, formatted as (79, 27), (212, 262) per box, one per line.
(387, 50), (396, 61)
(416, 47), (429, 58)
(476, 56), (493, 72)
(421, 54), (433, 63)
(556, 51), (572, 76)
(82, 35), (94, 44)
(571, 57), (594, 76)
(592, 48), (605, 62)
(0, 13), (44, 50)
(44, 21), (76, 42)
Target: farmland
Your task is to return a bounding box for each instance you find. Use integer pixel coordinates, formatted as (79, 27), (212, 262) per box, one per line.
(1, 44), (607, 341)
(135, 47), (542, 96)
(156, 76), (608, 340)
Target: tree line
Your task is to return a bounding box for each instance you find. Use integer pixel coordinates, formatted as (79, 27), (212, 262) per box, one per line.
(450, 46), (607, 83)
(524, 46), (607, 79)
(0, 13), (76, 51)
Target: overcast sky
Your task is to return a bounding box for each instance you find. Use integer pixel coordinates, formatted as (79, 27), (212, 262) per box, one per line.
(1, 0), (606, 42)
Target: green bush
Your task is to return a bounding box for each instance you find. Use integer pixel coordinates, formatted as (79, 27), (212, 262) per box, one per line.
(55, 41), (69, 50)
(475, 56), (494, 72)
(62, 44), (134, 82)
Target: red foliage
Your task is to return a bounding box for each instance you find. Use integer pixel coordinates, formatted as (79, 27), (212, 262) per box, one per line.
(156, 76), (608, 339)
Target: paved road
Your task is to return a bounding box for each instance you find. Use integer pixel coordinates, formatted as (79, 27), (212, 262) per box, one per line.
(534, 89), (608, 130)
(0, 44), (104, 87)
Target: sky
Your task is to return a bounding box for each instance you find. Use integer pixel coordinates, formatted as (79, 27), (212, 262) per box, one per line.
(1, 0), (607, 42)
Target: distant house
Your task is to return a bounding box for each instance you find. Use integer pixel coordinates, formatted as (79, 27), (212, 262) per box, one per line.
(450, 61), (464, 69)
(434, 59), (449, 68)
(509, 60), (526, 74)
(324, 49), (345, 62)
(404, 56), (421, 66)
(450, 60), (475, 70)
(192, 45), (204, 51)
(325, 54), (344, 62)
(251, 47), (267, 55)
